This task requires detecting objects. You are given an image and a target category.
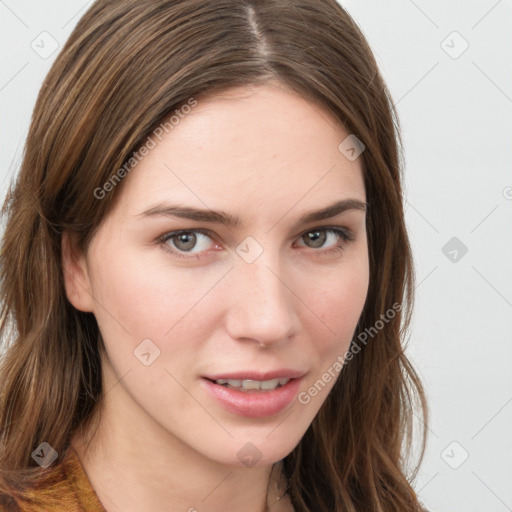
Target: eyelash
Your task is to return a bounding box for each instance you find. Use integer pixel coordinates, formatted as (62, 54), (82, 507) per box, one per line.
(157, 226), (355, 260)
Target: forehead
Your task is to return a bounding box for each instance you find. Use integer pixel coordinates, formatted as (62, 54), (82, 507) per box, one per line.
(114, 83), (366, 219)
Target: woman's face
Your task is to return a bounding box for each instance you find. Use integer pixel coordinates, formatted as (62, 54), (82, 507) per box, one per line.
(65, 83), (369, 467)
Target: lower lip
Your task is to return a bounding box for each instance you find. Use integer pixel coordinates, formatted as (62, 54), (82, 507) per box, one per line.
(200, 377), (302, 418)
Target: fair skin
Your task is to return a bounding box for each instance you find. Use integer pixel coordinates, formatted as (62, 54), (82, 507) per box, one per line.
(63, 82), (369, 512)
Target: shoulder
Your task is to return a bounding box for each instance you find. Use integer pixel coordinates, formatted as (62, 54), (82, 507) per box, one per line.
(1, 446), (104, 512)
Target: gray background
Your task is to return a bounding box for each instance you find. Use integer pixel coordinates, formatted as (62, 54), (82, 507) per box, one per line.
(1, 1), (511, 511)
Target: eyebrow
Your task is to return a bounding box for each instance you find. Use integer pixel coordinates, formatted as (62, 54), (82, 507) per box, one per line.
(137, 198), (367, 228)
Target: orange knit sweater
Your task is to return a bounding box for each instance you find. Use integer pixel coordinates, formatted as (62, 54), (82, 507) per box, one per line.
(4, 446), (106, 512)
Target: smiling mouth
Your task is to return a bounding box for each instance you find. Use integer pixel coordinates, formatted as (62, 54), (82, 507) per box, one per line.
(207, 377), (290, 392)
(201, 375), (303, 417)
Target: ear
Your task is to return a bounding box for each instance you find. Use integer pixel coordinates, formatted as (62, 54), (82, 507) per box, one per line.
(61, 231), (95, 313)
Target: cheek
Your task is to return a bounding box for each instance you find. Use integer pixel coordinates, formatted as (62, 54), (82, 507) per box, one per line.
(303, 256), (369, 357)
(88, 246), (218, 357)
(294, 261), (368, 407)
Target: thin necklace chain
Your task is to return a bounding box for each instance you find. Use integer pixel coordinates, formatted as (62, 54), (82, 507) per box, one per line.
(265, 462), (289, 511)
(266, 489), (289, 510)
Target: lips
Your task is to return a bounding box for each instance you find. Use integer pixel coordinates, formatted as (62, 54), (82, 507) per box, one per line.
(200, 371), (305, 418)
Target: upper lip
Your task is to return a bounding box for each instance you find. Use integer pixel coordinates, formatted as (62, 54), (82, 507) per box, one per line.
(204, 369), (306, 381)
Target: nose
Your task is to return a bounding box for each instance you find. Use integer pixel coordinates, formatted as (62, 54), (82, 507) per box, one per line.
(224, 253), (299, 348)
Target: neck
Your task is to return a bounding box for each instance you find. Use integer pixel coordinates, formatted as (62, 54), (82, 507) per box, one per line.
(70, 369), (292, 512)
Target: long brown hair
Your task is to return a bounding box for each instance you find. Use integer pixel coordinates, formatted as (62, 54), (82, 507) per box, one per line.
(0, 1), (428, 510)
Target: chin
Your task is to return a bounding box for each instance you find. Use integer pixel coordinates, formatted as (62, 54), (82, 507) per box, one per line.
(192, 420), (307, 468)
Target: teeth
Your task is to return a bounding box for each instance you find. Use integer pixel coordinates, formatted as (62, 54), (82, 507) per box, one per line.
(242, 379), (262, 390)
(213, 378), (290, 391)
(260, 379), (279, 390)
(215, 379), (241, 387)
